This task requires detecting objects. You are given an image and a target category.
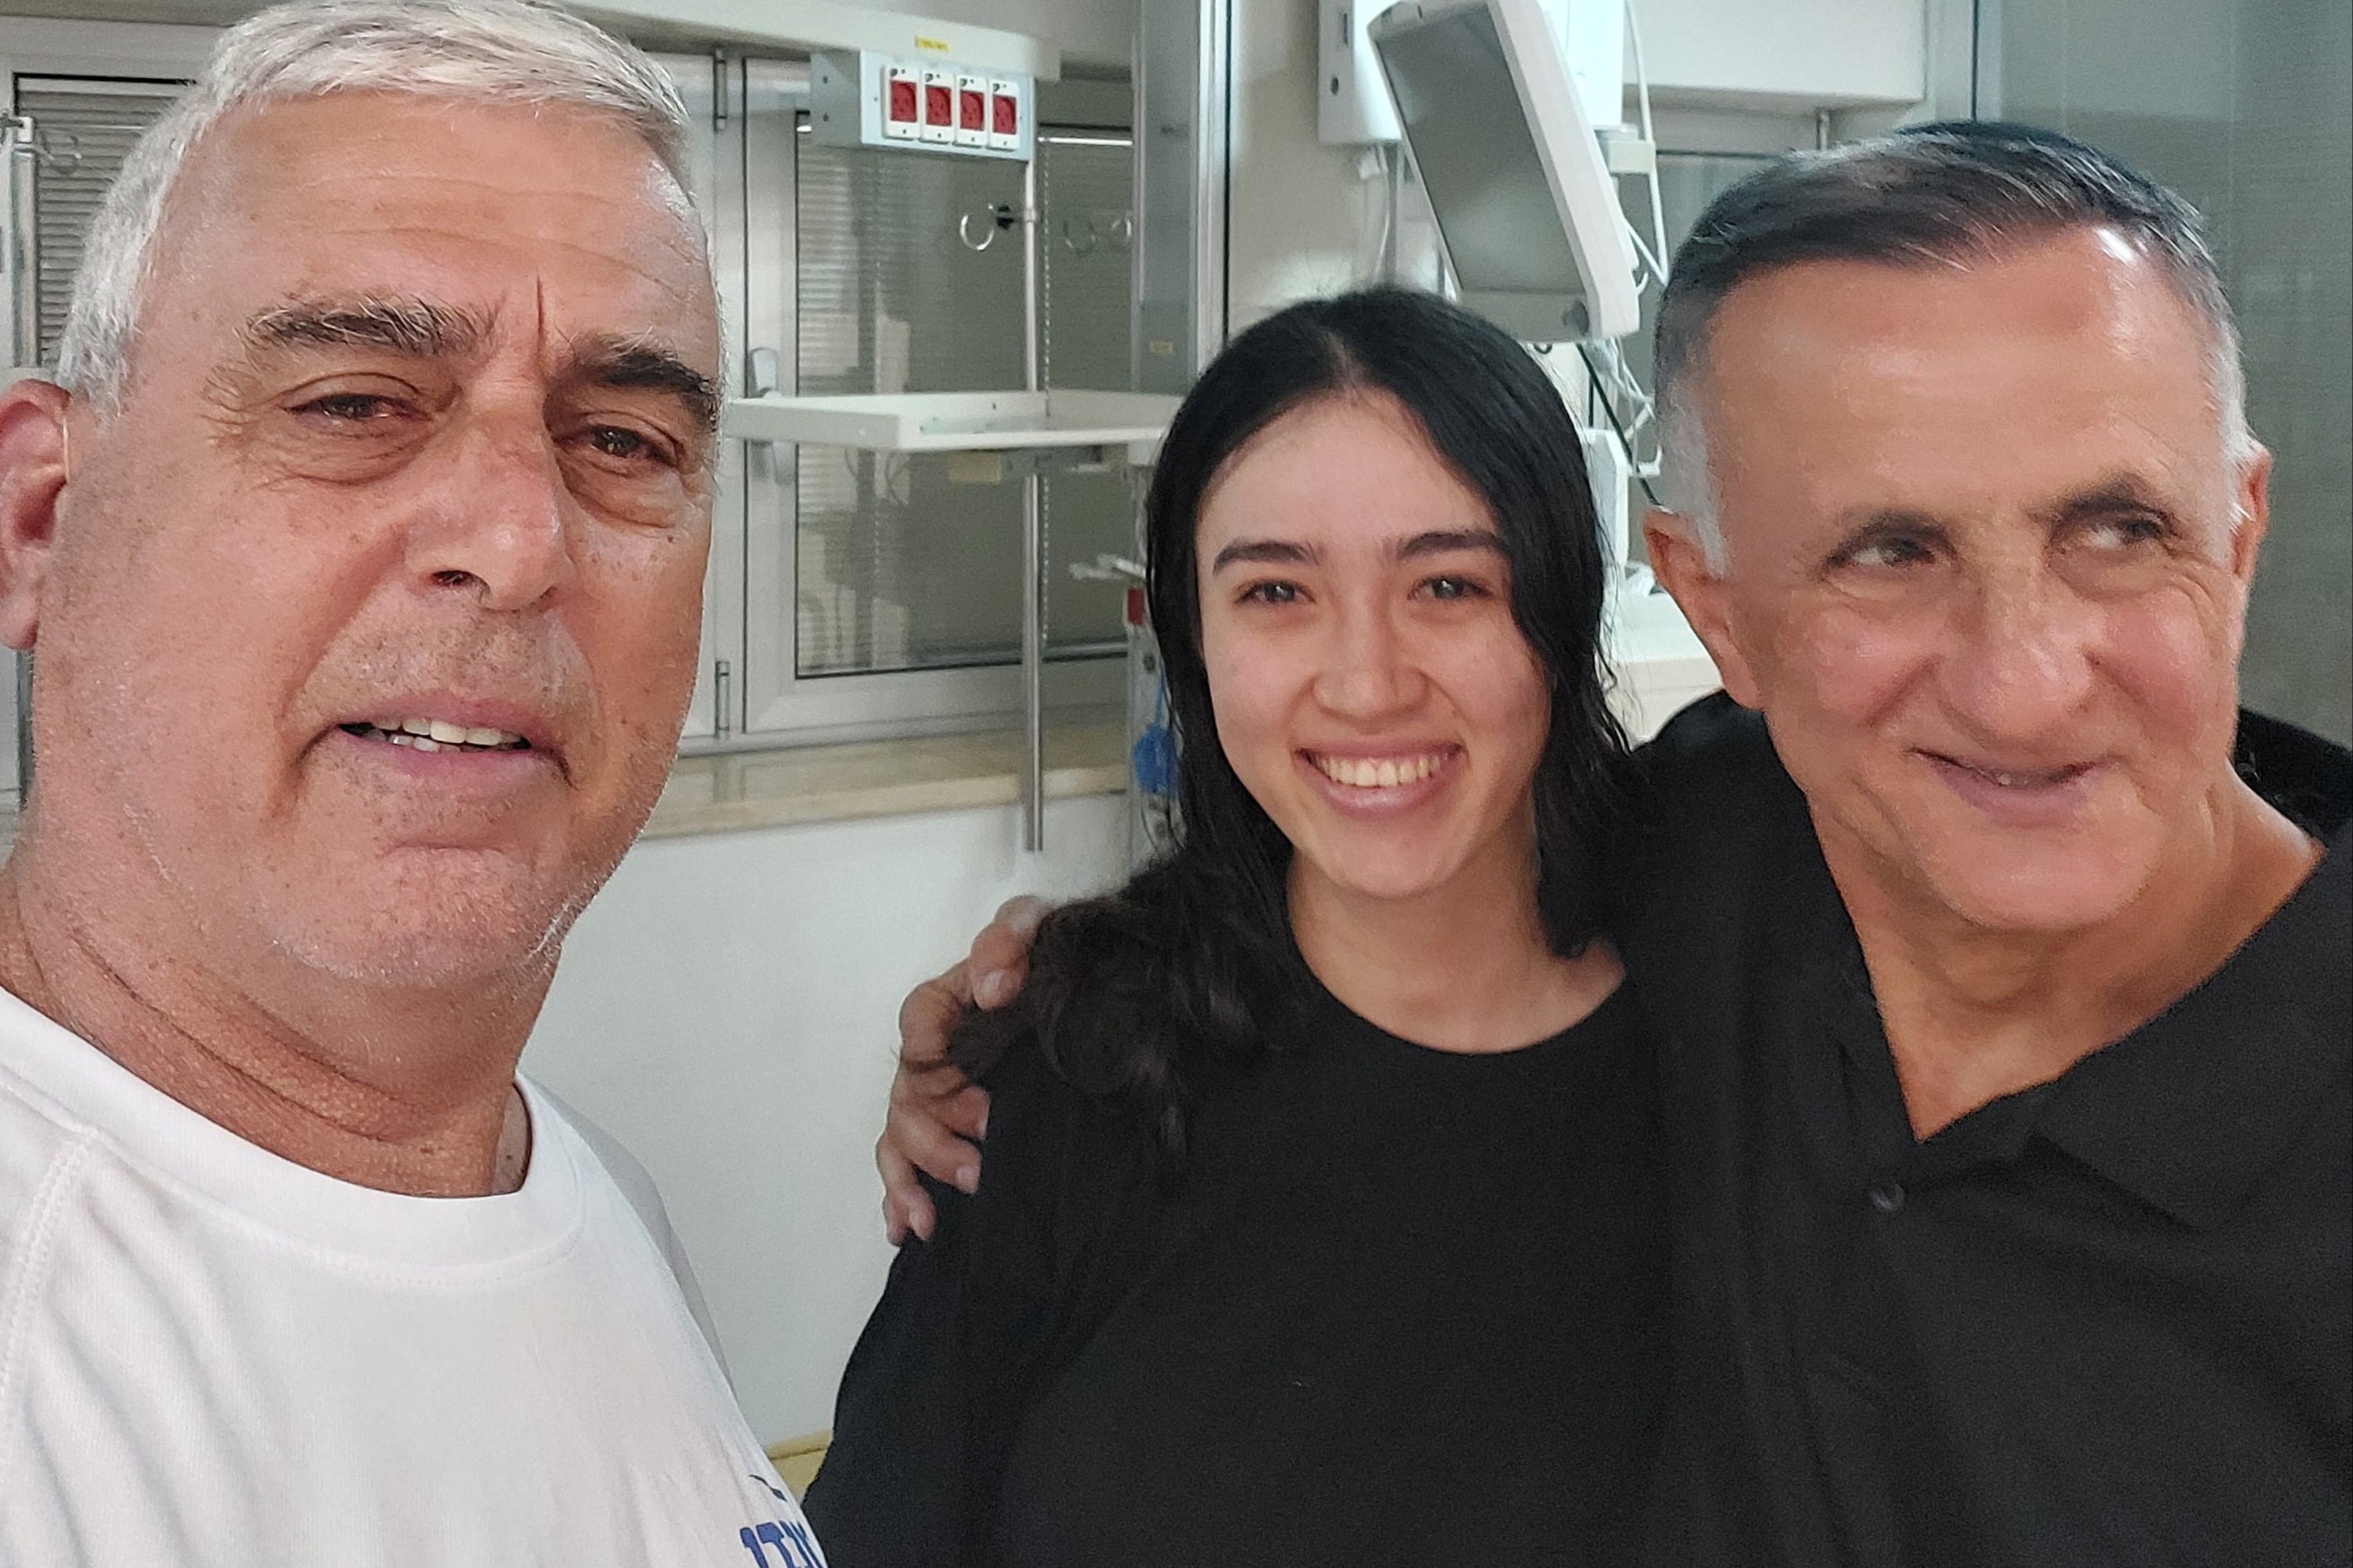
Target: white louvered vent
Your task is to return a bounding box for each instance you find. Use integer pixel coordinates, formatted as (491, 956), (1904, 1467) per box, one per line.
(17, 79), (187, 367)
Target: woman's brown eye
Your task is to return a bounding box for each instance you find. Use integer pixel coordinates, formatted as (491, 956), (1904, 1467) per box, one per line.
(1423, 574), (1495, 601)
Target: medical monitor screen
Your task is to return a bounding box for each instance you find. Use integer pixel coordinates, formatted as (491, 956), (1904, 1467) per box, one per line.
(1373, 0), (1628, 341)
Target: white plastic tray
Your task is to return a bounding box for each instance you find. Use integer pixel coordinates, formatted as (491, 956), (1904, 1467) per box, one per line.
(722, 389), (1180, 462)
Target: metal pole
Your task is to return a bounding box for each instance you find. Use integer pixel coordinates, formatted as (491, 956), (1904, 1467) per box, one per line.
(1019, 154), (1044, 851)
(1195, 0), (1232, 371)
(1383, 142), (1404, 283)
(6, 115), (34, 370)
(9, 116), (36, 804)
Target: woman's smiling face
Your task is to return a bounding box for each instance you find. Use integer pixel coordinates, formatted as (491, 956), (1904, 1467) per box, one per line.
(1195, 391), (1552, 911)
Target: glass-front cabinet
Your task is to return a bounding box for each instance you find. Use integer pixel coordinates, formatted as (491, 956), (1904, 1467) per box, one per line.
(699, 54), (1135, 747)
(0, 36), (1139, 803)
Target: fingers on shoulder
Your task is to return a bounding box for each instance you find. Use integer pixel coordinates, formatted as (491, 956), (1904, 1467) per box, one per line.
(896, 961), (970, 1064)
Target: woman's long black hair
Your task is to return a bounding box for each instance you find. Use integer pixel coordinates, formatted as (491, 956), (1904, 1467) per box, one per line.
(955, 286), (1630, 1164)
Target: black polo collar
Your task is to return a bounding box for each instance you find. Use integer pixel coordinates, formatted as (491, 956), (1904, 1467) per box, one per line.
(2031, 714), (2352, 1230)
(2033, 824), (2349, 1229)
(1829, 711), (2353, 1228)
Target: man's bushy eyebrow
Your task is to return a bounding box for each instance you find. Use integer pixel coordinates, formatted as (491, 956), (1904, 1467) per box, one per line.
(242, 297), (488, 359)
(235, 303), (720, 436)
(2041, 473), (2178, 525)
(574, 339), (721, 434)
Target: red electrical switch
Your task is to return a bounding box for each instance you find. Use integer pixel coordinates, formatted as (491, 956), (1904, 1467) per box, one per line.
(884, 65), (919, 139)
(956, 74), (988, 147)
(921, 68), (955, 144)
(988, 79), (1021, 150)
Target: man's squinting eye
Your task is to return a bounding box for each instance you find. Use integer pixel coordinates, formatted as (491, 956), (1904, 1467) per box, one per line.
(1835, 533), (1938, 572)
(2074, 511), (2169, 551)
(292, 391), (408, 424)
(1237, 579), (1302, 607)
(574, 423), (677, 470)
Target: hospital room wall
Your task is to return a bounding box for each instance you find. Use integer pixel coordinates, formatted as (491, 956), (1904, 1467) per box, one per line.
(838, 0), (1134, 69)
(525, 795), (1131, 1446)
(1633, 0), (1927, 105)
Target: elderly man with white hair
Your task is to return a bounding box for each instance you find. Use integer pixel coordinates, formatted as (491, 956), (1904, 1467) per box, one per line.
(0, 2), (821, 1562)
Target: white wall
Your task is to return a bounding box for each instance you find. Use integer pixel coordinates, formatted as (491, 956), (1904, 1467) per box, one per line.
(522, 794), (1130, 1444)
(832, 0), (1136, 70)
(1227, 0), (1399, 329)
(1633, 0), (1926, 108)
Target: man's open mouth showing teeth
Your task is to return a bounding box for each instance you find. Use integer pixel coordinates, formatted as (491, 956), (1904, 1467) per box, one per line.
(341, 718), (530, 754)
(1309, 751), (1453, 788)
(1936, 754), (2089, 789)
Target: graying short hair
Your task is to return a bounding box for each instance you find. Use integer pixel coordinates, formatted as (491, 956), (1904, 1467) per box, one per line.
(1653, 122), (2256, 570)
(55, 0), (698, 411)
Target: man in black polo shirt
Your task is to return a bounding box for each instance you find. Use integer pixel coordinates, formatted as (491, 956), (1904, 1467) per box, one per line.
(874, 126), (2348, 1566)
(1629, 125), (2347, 1567)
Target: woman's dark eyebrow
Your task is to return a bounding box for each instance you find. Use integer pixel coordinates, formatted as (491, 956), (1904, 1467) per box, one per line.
(1210, 529), (1502, 573)
(1394, 529), (1504, 561)
(1211, 537), (1318, 573)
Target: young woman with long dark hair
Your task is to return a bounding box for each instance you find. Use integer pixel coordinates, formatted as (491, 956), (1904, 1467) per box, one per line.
(803, 287), (1668, 1567)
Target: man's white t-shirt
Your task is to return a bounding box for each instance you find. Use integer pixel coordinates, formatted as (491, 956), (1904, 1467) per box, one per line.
(0, 985), (824, 1567)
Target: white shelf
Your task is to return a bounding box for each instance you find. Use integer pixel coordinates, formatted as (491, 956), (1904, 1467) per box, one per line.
(722, 389), (1180, 463)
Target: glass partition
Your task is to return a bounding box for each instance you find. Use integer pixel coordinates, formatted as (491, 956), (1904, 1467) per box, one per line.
(1985, 0), (2352, 741)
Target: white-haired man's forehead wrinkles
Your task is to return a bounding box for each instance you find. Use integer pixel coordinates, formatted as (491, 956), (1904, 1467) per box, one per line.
(1658, 308), (2254, 574)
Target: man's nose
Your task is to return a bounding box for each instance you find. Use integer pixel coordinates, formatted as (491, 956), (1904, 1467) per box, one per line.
(1311, 599), (1424, 720)
(1941, 558), (2099, 736)
(405, 409), (578, 611)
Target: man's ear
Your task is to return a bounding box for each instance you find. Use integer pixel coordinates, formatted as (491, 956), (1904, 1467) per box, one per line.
(0, 378), (72, 652)
(2226, 444), (2273, 585)
(1643, 507), (1763, 710)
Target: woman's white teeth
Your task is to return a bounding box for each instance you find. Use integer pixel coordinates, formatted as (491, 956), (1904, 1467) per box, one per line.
(1315, 753), (1445, 788)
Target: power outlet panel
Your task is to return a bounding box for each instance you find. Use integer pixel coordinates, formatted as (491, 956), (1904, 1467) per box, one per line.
(812, 50), (1035, 162)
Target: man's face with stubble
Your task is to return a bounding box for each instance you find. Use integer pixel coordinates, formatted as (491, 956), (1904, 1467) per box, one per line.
(20, 92), (721, 993)
(1652, 227), (2269, 939)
